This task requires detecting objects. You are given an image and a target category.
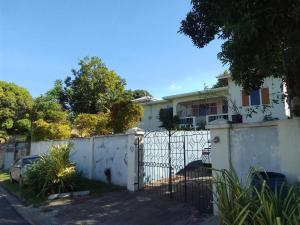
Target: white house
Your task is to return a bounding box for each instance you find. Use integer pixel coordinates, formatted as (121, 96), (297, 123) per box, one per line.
(137, 75), (289, 131)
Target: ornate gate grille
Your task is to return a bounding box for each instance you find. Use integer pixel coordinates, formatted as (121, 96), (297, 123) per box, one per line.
(137, 130), (213, 214)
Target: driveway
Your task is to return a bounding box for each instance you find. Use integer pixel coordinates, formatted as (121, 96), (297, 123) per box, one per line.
(0, 192), (30, 225)
(40, 191), (211, 225)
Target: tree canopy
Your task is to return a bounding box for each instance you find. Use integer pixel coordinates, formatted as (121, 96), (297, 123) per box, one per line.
(74, 113), (111, 137)
(212, 70), (229, 89)
(0, 81), (33, 138)
(32, 94), (71, 141)
(64, 56), (126, 114)
(180, 0), (300, 116)
(127, 89), (152, 100)
(1, 56), (149, 141)
(110, 100), (144, 133)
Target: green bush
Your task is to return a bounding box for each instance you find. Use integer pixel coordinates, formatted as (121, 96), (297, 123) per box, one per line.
(110, 100), (143, 133)
(214, 169), (300, 225)
(25, 143), (80, 196)
(32, 119), (71, 141)
(74, 113), (112, 137)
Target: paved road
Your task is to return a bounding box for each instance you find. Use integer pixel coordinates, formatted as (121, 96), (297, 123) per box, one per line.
(0, 193), (30, 225)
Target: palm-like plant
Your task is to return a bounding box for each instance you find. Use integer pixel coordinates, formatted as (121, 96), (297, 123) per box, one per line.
(25, 143), (79, 196)
(214, 169), (300, 225)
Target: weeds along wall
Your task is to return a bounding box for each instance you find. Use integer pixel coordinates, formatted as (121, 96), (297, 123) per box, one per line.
(30, 132), (142, 190)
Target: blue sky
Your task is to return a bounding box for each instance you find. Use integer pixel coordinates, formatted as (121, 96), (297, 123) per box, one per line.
(0, 0), (226, 99)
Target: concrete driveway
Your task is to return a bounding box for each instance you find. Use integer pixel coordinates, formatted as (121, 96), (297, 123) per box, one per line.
(40, 191), (211, 225)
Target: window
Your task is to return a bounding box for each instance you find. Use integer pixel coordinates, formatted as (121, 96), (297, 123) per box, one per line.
(191, 103), (218, 116)
(250, 90), (261, 105)
(208, 103), (217, 115)
(261, 88), (270, 105)
(199, 104), (208, 116)
(192, 105), (199, 116)
(241, 88), (270, 107)
(242, 90), (250, 106)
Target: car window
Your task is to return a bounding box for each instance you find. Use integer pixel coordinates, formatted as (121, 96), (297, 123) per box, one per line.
(22, 157), (40, 166)
(13, 159), (21, 167)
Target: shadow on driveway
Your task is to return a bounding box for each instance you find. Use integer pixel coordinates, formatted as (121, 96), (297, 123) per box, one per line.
(41, 191), (211, 225)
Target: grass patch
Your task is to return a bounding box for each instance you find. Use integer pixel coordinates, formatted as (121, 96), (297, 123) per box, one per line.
(0, 170), (124, 207)
(0, 170), (46, 206)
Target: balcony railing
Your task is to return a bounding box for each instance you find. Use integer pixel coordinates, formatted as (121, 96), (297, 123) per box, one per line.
(206, 113), (229, 125)
(178, 116), (197, 130)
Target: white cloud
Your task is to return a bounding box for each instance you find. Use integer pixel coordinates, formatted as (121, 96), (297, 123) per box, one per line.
(168, 83), (182, 91)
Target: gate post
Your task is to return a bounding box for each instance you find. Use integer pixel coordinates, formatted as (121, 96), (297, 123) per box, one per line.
(127, 129), (144, 192)
(206, 123), (231, 216)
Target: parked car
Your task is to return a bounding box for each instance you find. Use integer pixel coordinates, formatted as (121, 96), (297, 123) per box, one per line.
(9, 155), (41, 185)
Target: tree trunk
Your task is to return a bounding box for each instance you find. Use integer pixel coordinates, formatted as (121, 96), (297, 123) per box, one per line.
(286, 74), (300, 117)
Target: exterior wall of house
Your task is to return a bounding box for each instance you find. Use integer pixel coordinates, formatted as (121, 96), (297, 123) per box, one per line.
(228, 77), (288, 123)
(30, 132), (141, 189)
(140, 101), (172, 131)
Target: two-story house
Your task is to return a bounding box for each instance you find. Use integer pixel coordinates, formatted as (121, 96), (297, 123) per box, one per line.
(137, 75), (289, 131)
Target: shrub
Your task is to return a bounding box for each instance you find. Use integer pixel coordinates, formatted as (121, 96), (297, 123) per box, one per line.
(158, 108), (179, 130)
(74, 113), (112, 137)
(214, 169), (300, 225)
(110, 100), (143, 133)
(32, 119), (71, 141)
(25, 143), (79, 196)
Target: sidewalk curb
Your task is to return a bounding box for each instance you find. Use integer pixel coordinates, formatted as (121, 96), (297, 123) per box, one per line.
(0, 186), (58, 225)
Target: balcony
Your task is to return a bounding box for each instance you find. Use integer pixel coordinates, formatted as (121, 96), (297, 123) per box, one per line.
(178, 116), (197, 130)
(206, 113), (229, 125)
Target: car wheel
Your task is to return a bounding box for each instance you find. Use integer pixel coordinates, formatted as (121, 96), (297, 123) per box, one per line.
(9, 173), (16, 184)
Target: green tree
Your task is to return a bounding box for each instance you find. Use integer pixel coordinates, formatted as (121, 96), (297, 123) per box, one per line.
(45, 80), (69, 110)
(32, 119), (71, 141)
(127, 89), (152, 99)
(110, 100), (143, 133)
(65, 56), (126, 114)
(158, 108), (179, 130)
(32, 95), (69, 122)
(180, 0), (300, 116)
(0, 81), (33, 139)
(74, 113), (111, 137)
(212, 70), (229, 88)
(32, 95), (71, 141)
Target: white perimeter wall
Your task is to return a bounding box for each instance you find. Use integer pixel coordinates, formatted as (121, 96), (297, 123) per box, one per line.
(209, 118), (300, 183)
(208, 118), (300, 215)
(30, 133), (141, 189)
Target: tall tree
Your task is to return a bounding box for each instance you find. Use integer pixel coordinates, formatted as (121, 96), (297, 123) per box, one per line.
(65, 56), (126, 114)
(180, 0), (300, 116)
(45, 80), (69, 110)
(110, 100), (144, 133)
(0, 81), (33, 139)
(127, 89), (152, 99)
